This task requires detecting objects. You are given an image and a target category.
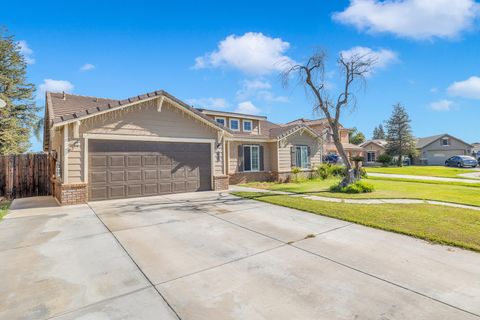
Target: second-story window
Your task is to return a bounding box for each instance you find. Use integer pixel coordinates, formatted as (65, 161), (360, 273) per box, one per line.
(215, 117), (226, 126)
(230, 119), (240, 131)
(243, 120), (252, 132)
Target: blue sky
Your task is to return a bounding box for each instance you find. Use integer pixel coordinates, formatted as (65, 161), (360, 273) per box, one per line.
(3, 0), (480, 151)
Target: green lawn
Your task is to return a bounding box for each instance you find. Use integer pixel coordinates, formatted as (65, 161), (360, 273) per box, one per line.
(0, 200), (10, 220)
(243, 178), (480, 207)
(365, 165), (480, 179)
(233, 192), (480, 252)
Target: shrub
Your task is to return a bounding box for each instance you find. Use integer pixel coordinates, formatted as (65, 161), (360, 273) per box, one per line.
(315, 164), (346, 180)
(329, 180), (375, 194)
(315, 164), (330, 180)
(377, 154), (393, 166)
(291, 166), (301, 182)
(329, 165), (346, 177)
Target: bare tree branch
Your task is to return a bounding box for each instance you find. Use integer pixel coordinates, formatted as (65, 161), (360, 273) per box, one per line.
(282, 49), (376, 185)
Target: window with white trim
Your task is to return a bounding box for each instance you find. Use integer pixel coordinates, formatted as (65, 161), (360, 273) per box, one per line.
(295, 145), (310, 168)
(442, 138), (450, 146)
(243, 145), (260, 171)
(243, 120), (253, 132)
(367, 151), (376, 162)
(230, 119), (240, 131)
(215, 117), (226, 126)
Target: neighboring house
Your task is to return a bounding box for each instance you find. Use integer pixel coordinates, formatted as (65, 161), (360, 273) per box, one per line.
(414, 134), (473, 165)
(359, 139), (387, 165)
(43, 90), (323, 205)
(472, 143), (480, 159)
(285, 118), (363, 158)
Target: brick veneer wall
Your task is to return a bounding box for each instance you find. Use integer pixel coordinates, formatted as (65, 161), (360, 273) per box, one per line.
(229, 171), (275, 184)
(274, 170), (315, 183)
(54, 181), (87, 205)
(213, 175), (229, 191)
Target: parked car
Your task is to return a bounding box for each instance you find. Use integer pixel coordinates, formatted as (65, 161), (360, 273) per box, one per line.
(445, 155), (478, 168)
(324, 153), (344, 165)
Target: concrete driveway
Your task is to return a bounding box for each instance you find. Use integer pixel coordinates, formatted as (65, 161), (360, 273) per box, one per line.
(1, 191), (479, 320)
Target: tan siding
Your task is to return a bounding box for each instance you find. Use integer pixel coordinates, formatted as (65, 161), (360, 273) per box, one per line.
(269, 142), (278, 172)
(60, 100), (225, 183)
(278, 131), (322, 172)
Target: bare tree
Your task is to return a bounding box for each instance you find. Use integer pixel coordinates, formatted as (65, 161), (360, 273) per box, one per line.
(283, 50), (376, 185)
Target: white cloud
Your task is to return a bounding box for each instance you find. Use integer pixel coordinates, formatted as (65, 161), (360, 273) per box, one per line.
(429, 99), (454, 111)
(17, 40), (35, 64)
(185, 97), (229, 110)
(235, 101), (261, 115)
(194, 32), (295, 75)
(340, 46), (398, 72)
(80, 63), (95, 71)
(235, 79), (289, 103)
(38, 79), (74, 99)
(447, 76), (480, 99)
(333, 0), (480, 40)
(430, 87), (439, 94)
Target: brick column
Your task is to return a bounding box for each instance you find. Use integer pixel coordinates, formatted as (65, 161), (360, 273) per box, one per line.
(54, 180), (88, 205)
(213, 175), (229, 191)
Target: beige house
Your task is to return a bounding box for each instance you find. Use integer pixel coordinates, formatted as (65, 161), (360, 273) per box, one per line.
(360, 139), (387, 165)
(43, 90), (323, 205)
(285, 118), (363, 158)
(414, 134), (473, 165)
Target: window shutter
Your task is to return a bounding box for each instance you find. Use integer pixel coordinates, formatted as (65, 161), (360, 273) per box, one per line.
(307, 146), (311, 166)
(238, 145), (244, 172)
(291, 146), (297, 167)
(259, 145), (264, 171)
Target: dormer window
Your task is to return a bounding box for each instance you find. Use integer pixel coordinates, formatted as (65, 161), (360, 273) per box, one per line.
(243, 120), (253, 132)
(215, 117), (226, 126)
(230, 119), (240, 131)
(442, 138), (450, 146)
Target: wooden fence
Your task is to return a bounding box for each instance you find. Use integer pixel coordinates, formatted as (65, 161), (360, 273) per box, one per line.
(0, 153), (55, 199)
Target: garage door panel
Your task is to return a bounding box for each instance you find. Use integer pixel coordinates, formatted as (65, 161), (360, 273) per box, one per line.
(173, 182), (187, 193)
(127, 185), (142, 197)
(143, 155), (157, 166)
(91, 156), (107, 168)
(143, 169), (158, 180)
(159, 156), (172, 166)
(89, 140), (211, 201)
(127, 170), (142, 181)
(109, 171), (125, 183)
(109, 156), (125, 167)
(159, 183), (172, 194)
(159, 169), (172, 179)
(90, 186), (108, 200)
(144, 183), (158, 195)
(91, 172), (107, 184)
(127, 156), (142, 167)
(110, 185), (126, 198)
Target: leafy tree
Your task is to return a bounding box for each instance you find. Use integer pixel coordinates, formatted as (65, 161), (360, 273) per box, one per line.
(283, 50), (375, 185)
(377, 153), (392, 166)
(0, 30), (38, 154)
(372, 124), (386, 140)
(385, 103), (416, 166)
(349, 127), (366, 145)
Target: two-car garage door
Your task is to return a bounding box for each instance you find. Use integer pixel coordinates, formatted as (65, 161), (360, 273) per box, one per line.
(88, 140), (212, 201)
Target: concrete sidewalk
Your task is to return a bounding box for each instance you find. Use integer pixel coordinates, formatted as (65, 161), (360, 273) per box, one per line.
(1, 193), (479, 319)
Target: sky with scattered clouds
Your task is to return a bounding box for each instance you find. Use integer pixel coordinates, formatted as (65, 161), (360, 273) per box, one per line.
(3, 0), (480, 151)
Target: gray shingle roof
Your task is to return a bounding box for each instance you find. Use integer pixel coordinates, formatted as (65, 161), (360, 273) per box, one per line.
(415, 134), (449, 149)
